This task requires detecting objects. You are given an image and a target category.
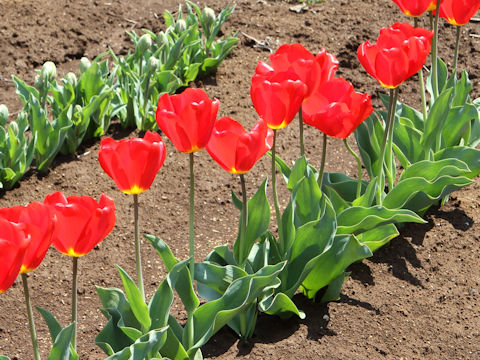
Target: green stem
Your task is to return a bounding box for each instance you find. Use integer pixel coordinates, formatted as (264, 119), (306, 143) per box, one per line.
(432, 0), (442, 100)
(239, 174), (248, 268)
(375, 88), (395, 205)
(414, 17), (428, 123)
(343, 138), (363, 198)
(453, 25), (461, 75)
(239, 311), (248, 340)
(317, 133), (328, 190)
(142, 74), (152, 130)
(133, 194), (145, 301)
(271, 130), (283, 254)
(71, 256), (78, 352)
(299, 106), (305, 157)
(21, 274), (41, 360)
(385, 88), (399, 191)
(188, 152), (195, 350)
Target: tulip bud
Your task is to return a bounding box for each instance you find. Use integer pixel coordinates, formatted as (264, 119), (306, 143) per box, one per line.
(34, 75), (44, 90)
(79, 57), (91, 75)
(156, 32), (169, 47)
(8, 121), (19, 136)
(41, 61), (57, 82)
(203, 6), (216, 26)
(148, 56), (160, 72)
(65, 72), (77, 87)
(136, 34), (152, 55)
(0, 104), (8, 127)
(175, 19), (187, 33)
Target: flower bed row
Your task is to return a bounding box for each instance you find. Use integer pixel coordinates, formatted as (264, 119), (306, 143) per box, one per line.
(1, 0), (480, 359)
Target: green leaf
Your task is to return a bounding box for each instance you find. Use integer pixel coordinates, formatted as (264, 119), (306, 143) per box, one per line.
(398, 158), (471, 183)
(269, 151), (292, 184)
(0, 355), (10, 360)
(258, 292), (305, 320)
(320, 272), (350, 303)
(356, 223), (399, 252)
(146, 235), (199, 313)
(392, 117), (426, 167)
(336, 206), (426, 235)
(195, 262), (248, 300)
(36, 307), (64, 342)
(302, 235), (372, 299)
(287, 156), (309, 190)
(354, 112), (384, 179)
(233, 178), (270, 266)
(117, 266), (151, 332)
(47, 322), (76, 360)
(421, 87), (453, 152)
(105, 328), (168, 360)
(292, 171), (322, 225)
(434, 146), (480, 178)
(441, 104), (478, 147)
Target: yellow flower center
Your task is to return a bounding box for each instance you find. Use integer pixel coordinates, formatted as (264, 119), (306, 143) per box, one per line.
(123, 184), (145, 195)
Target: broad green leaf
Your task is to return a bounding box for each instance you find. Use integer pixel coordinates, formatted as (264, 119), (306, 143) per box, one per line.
(117, 266), (151, 332)
(320, 272), (350, 303)
(105, 328), (168, 360)
(392, 117), (426, 167)
(337, 206), (426, 235)
(270, 152), (292, 184)
(426, 57), (448, 98)
(287, 156), (308, 190)
(0, 356), (10, 360)
(302, 235), (372, 299)
(398, 158), (471, 183)
(354, 112), (384, 179)
(195, 262), (247, 300)
(47, 322), (76, 360)
(234, 178), (270, 265)
(292, 171), (322, 225)
(159, 327), (189, 360)
(356, 223), (399, 252)
(421, 88), (453, 152)
(383, 175), (473, 213)
(434, 146), (480, 178)
(258, 292), (305, 320)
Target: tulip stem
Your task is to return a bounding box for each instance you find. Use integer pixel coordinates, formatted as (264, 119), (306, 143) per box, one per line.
(385, 88), (399, 191)
(188, 152), (196, 351)
(71, 256), (78, 352)
(271, 130), (284, 255)
(133, 194), (145, 301)
(238, 174), (248, 268)
(343, 138), (363, 198)
(299, 107), (305, 157)
(453, 26), (461, 75)
(317, 133), (327, 190)
(414, 17), (428, 123)
(375, 88), (397, 205)
(432, 0), (442, 100)
(21, 274), (41, 360)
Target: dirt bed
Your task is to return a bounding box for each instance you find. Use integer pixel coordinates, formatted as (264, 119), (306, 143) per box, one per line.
(0, 0), (479, 359)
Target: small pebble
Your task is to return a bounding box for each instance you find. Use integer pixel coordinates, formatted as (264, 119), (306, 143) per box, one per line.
(323, 314), (330, 322)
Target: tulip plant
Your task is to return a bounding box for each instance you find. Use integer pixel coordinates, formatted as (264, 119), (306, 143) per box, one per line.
(2, 1), (480, 359)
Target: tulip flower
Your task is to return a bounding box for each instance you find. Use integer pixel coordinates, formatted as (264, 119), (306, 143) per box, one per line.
(0, 202), (56, 273)
(155, 88), (219, 153)
(44, 191), (115, 351)
(392, 0), (436, 17)
(250, 71), (307, 130)
(98, 131), (166, 195)
(258, 43), (339, 97)
(0, 218), (29, 294)
(44, 192), (116, 257)
(302, 78), (373, 139)
(357, 22), (433, 89)
(99, 131), (166, 300)
(437, 0), (480, 26)
(206, 117), (273, 174)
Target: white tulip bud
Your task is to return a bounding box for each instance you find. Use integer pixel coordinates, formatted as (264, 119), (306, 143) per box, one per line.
(41, 61), (57, 82)
(79, 57), (91, 75)
(136, 34), (152, 54)
(0, 104), (8, 126)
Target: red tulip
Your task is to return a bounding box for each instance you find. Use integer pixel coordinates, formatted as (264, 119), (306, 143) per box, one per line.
(44, 192), (116, 257)
(251, 71), (307, 129)
(0, 202), (56, 273)
(98, 131), (166, 195)
(392, 0), (436, 17)
(206, 117), (274, 174)
(156, 88), (219, 153)
(257, 44), (339, 97)
(302, 78), (373, 139)
(357, 22), (433, 88)
(437, 0), (480, 26)
(0, 218), (29, 294)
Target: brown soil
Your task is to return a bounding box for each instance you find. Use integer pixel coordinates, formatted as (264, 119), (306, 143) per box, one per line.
(1, 0), (480, 359)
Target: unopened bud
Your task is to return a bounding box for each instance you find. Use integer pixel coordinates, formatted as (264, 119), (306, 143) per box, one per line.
(203, 6), (216, 25)
(8, 121), (19, 136)
(65, 72), (77, 87)
(175, 19), (187, 33)
(156, 32), (169, 47)
(136, 34), (152, 54)
(34, 75), (44, 90)
(79, 57), (91, 75)
(148, 56), (160, 72)
(41, 61), (57, 82)
(0, 104), (8, 126)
